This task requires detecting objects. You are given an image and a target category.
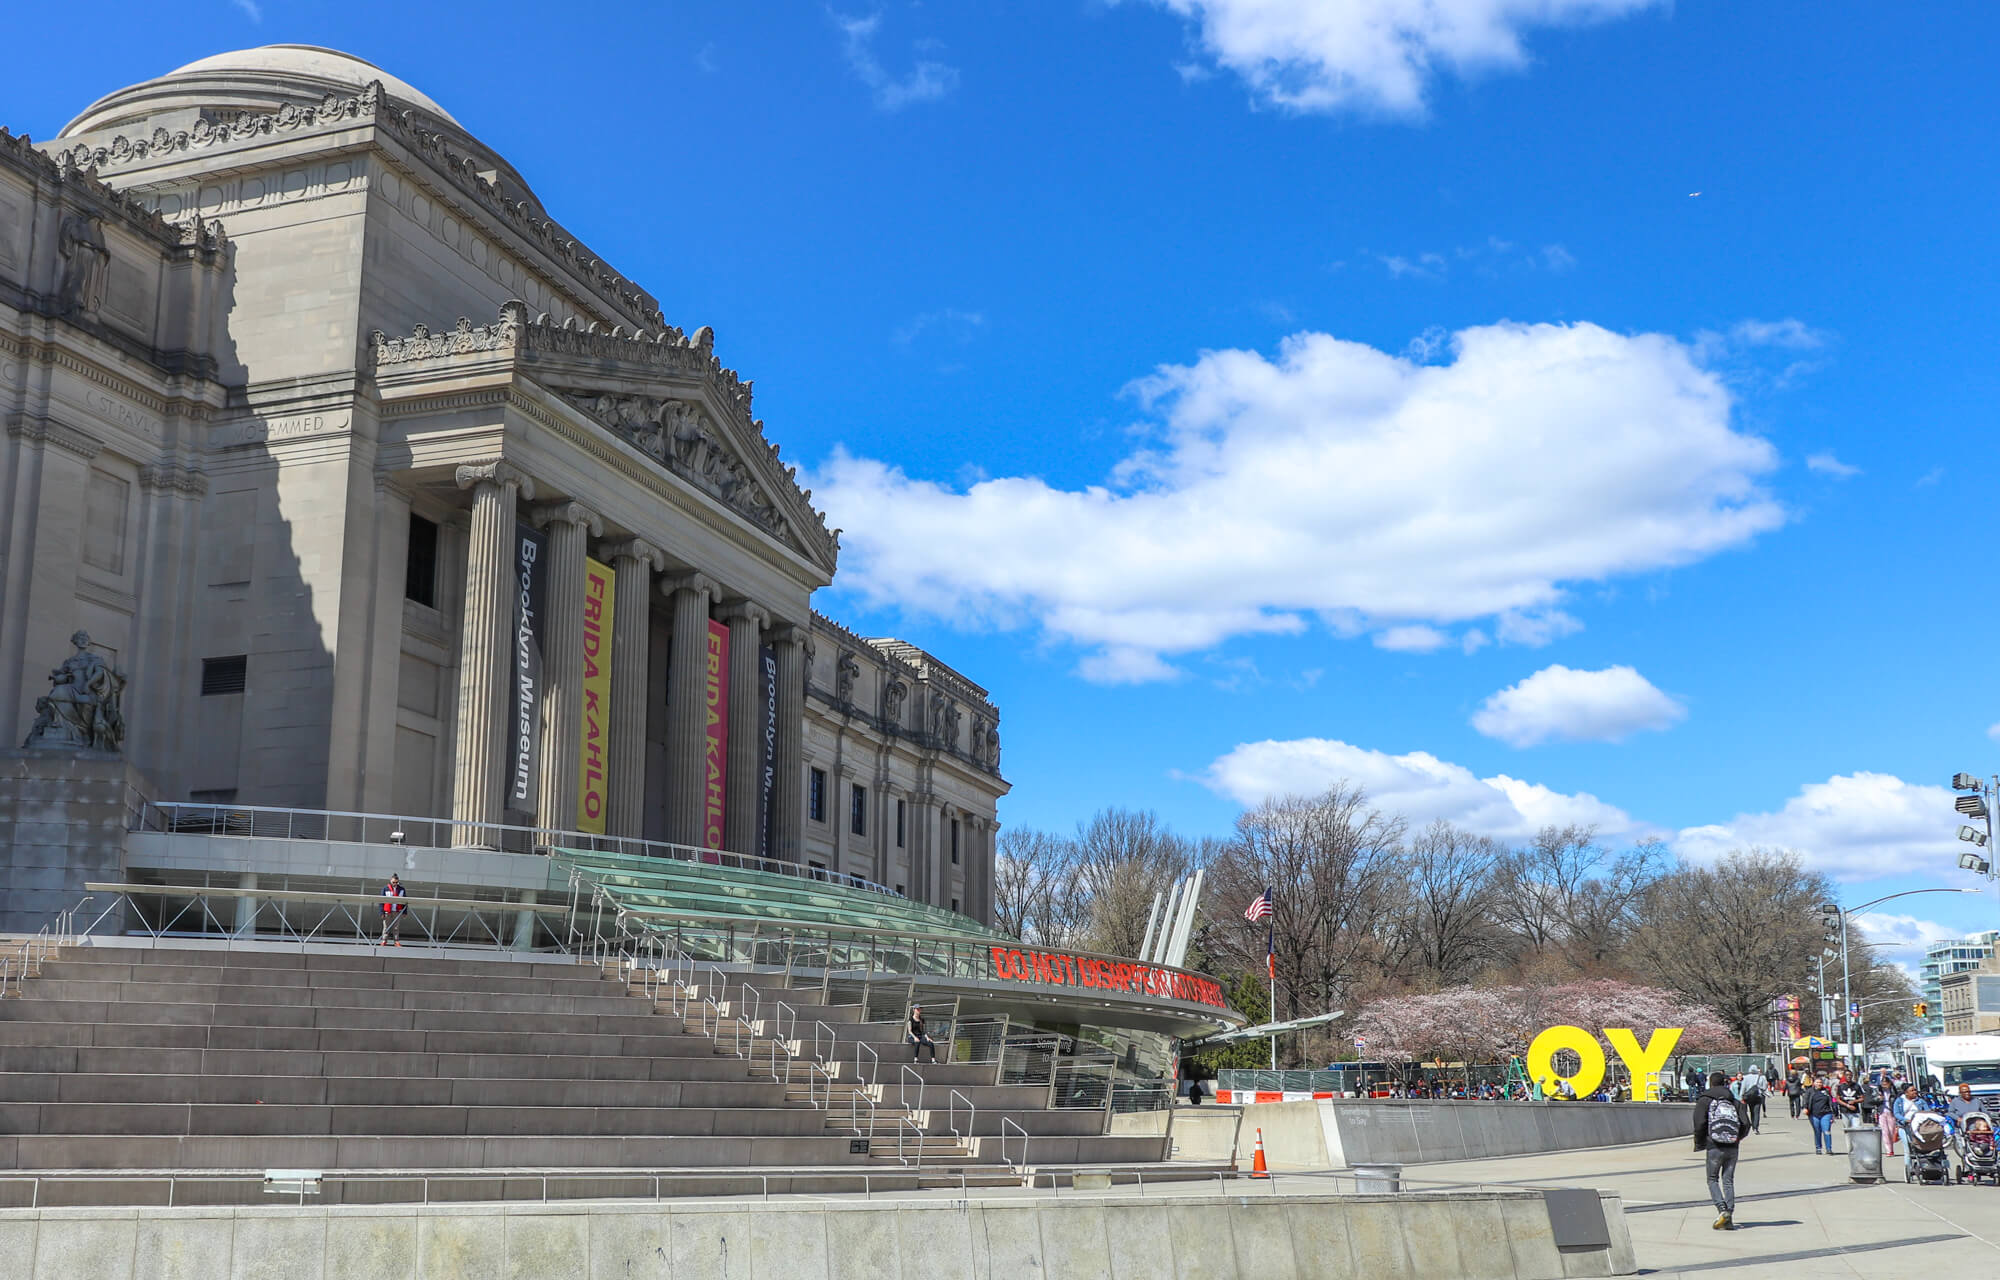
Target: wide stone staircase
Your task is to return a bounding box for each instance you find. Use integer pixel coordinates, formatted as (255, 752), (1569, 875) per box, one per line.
(0, 941), (1173, 1205)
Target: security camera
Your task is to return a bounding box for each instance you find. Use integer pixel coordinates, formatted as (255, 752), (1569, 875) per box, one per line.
(389, 830), (406, 846)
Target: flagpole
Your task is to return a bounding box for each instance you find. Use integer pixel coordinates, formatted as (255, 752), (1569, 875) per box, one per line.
(1267, 912), (1277, 1071)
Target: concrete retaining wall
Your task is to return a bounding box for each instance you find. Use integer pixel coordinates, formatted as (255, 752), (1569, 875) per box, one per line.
(1243, 1098), (1692, 1169)
(0, 1190), (1636, 1279)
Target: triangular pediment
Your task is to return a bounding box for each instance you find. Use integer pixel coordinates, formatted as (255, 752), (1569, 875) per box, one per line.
(507, 309), (840, 571)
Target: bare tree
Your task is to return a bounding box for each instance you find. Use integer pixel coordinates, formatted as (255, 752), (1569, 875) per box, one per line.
(1627, 848), (1834, 1049)
(1395, 820), (1503, 985)
(1488, 825), (1660, 970)
(1071, 808), (1205, 957)
(1206, 784), (1408, 1051)
(991, 826), (1086, 946)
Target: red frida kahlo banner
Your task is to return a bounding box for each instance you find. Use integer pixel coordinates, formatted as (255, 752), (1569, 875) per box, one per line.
(702, 619), (729, 849)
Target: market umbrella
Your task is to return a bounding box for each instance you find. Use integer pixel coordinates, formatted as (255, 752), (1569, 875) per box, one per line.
(1791, 1036), (1832, 1049)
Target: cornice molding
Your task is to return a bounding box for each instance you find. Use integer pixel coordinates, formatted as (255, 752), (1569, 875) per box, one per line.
(7, 415), (103, 459)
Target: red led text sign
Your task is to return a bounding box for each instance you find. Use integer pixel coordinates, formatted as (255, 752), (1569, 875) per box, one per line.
(989, 946), (1229, 1010)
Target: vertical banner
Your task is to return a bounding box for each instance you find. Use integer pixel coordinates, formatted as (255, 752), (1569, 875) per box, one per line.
(505, 522), (548, 825)
(576, 556), (615, 833)
(758, 644), (778, 858)
(702, 618), (729, 850)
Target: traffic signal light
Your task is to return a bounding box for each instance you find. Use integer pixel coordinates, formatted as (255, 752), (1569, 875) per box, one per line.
(1914, 1002), (1928, 1017)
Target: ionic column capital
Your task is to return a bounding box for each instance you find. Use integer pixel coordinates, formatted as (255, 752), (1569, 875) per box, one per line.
(766, 621), (805, 647)
(717, 598), (769, 630)
(454, 458), (535, 501)
(660, 571), (721, 604)
(601, 537), (666, 573)
(530, 498), (604, 537)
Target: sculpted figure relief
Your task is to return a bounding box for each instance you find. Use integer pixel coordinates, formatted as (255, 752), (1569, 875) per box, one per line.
(58, 214), (110, 317)
(835, 651), (860, 704)
(22, 631), (126, 753)
(882, 678), (908, 726)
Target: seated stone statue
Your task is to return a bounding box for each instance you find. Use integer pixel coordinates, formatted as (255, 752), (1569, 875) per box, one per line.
(22, 630), (126, 753)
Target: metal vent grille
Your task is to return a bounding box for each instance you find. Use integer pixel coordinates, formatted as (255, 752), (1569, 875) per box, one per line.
(201, 655), (247, 696)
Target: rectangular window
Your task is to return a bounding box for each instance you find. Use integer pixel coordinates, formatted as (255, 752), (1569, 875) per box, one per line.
(895, 884), (905, 897)
(895, 799), (906, 848)
(809, 768), (827, 823)
(951, 898), (960, 914)
(951, 818), (960, 864)
(405, 514), (439, 608)
(83, 470), (130, 573)
(851, 784), (868, 836)
(200, 655), (247, 696)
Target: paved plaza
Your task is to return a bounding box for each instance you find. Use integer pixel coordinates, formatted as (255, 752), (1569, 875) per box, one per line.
(1412, 1110), (2000, 1278)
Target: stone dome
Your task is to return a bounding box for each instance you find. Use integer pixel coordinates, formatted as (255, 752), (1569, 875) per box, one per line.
(61, 44), (460, 137)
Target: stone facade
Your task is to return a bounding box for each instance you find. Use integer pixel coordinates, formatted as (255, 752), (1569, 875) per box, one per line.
(0, 46), (1005, 923)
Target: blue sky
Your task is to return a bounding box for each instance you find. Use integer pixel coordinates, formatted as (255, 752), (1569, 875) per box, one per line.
(13, 1), (2000, 960)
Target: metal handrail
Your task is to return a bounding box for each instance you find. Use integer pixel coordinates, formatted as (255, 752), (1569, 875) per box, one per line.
(79, 882), (566, 954)
(134, 799), (898, 897)
(1000, 1117), (1028, 1175)
(899, 1064), (925, 1122)
(772, 1000), (799, 1049)
(947, 1089), (974, 1147)
(812, 1020), (838, 1068)
(899, 1113), (926, 1169)
(855, 1040), (879, 1090)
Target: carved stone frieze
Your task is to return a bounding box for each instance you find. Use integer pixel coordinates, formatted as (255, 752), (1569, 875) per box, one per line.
(555, 386), (789, 539)
(372, 312), (521, 364)
(56, 84), (383, 174)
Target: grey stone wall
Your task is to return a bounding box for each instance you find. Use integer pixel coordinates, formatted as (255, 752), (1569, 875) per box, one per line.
(0, 749), (141, 934)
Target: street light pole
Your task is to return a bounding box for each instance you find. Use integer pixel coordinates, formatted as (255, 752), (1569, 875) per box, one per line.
(1824, 886), (1982, 1067)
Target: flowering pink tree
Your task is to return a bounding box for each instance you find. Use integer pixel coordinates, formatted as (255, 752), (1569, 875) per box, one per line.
(1350, 980), (1737, 1069)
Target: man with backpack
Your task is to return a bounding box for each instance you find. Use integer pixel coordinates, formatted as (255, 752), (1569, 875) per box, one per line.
(1694, 1070), (1749, 1230)
(1738, 1066), (1766, 1134)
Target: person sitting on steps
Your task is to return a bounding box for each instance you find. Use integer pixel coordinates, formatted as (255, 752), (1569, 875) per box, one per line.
(908, 1004), (937, 1064)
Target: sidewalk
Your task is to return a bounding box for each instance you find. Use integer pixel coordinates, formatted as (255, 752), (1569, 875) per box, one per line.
(1412, 1105), (2000, 1277)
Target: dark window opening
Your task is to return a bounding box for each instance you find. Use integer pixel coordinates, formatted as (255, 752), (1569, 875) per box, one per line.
(200, 655), (247, 696)
(895, 799), (906, 848)
(951, 898), (960, 914)
(851, 784), (868, 836)
(809, 768), (827, 823)
(895, 883), (905, 897)
(950, 818), (960, 864)
(404, 514), (439, 608)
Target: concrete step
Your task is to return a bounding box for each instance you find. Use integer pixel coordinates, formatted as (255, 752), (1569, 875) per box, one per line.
(0, 1101), (847, 1139)
(0, 1019), (721, 1058)
(40, 962), (618, 998)
(11, 983), (658, 1019)
(0, 1072), (795, 1110)
(0, 1044), (785, 1084)
(0, 1132), (955, 1171)
(0, 998), (670, 1036)
(62, 947), (594, 980)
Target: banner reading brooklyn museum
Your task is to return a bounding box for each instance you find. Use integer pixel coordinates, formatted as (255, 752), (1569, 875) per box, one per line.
(576, 556), (614, 833)
(702, 619), (729, 850)
(505, 522), (548, 826)
(758, 643), (778, 858)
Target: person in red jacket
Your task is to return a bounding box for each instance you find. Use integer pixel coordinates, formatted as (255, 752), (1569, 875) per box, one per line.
(379, 873), (408, 946)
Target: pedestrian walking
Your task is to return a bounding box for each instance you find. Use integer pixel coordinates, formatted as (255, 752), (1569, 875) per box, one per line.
(1739, 1066), (1766, 1134)
(1805, 1077), (1837, 1155)
(1787, 1072), (1803, 1119)
(1694, 1071), (1748, 1230)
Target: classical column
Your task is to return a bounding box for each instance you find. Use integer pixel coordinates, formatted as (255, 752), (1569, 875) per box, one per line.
(530, 500), (603, 833)
(662, 571), (719, 847)
(716, 601), (769, 857)
(769, 623), (806, 864)
(449, 460), (532, 843)
(601, 538), (663, 840)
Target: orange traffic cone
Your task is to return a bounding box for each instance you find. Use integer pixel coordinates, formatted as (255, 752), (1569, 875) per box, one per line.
(1251, 1127), (1269, 1178)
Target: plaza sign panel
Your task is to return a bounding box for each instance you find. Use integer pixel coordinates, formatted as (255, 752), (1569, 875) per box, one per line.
(1526, 1025), (1684, 1102)
(989, 946), (1229, 1010)
(702, 619), (729, 849)
(576, 556), (614, 833)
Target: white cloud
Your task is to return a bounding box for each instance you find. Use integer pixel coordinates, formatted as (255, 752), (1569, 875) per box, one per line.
(1728, 318), (1825, 350)
(1987, 722), (2000, 743)
(1673, 772), (1966, 881)
(1806, 452), (1861, 478)
(230, 0), (262, 18)
(1541, 244), (1577, 272)
(1374, 624), (1450, 653)
(893, 308), (985, 346)
(1853, 912), (1964, 964)
(1202, 737), (1642, 840)
(1145, 0), (1662, 117)
(831, 11), (959, 110)
(1471, 664), (1686, 747)
(815, 321), (1784, 682)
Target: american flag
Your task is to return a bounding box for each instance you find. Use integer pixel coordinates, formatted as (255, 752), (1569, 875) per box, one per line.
(1244, 888), (1274, 922)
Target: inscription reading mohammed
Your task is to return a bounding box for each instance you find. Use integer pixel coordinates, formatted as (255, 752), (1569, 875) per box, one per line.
(237, 413), (345, 445)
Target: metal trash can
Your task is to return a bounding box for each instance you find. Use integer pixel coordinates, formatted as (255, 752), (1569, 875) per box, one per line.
(1351, 1163), (1403, 1194)
(1845, 1126), (1884, 1182)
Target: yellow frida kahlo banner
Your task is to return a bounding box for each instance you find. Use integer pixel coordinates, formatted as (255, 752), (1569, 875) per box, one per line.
(577, 557), (614, 833)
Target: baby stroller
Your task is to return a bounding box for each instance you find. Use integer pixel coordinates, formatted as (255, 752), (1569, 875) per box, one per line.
(1903, 1111), (1953, 1186)
(1956, 1111), (1999, 1186)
